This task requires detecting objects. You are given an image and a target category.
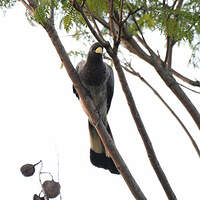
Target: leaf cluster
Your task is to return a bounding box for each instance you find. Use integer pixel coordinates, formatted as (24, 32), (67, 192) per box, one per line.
(59, 0), (85, 33)
(2, 0), (198, 66)
(34, 0), (53, 24)
(125, 1), (200, 44)
(152, 7), (200, 44)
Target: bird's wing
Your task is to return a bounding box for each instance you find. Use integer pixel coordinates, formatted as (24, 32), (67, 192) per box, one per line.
(106, 64), (114, 113)
(72, 60), (86, 99)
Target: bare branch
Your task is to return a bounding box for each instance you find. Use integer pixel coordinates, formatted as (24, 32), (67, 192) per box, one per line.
(121, 33), (154, 66)
(91, 14), (110, 29)
(122, 6), (142, 25)
(110, 55), (177, 200)
(122, 64), (200, 158)
(121, 10), (132, 24)
(164, 36), (175, 68)
(178, 83), (200, 94)
(85, 4), (105, 41)
(132, 16), (158, 58)
(171, 68), (200, 87)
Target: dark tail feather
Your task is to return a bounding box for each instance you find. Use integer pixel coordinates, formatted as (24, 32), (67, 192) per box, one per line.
(90, 149), (108, 169)
(89, 121), (119, 175)
(90, 149), (119, 174)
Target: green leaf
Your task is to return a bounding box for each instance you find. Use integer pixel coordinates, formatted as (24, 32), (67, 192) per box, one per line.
(34, 0), (51, 25)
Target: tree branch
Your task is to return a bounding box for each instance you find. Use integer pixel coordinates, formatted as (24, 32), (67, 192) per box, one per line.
(91, 14), (110, 29)
(122, 63), (200, 158)
(85, 3), (105, 41)
(108, 0), (118, 52)
(178, 83), (200, 94)
(132, 16), (158, 59)
(171, 68), (200, 87)
(121, 30), (154, 66)
(164, 36), (175, 68)
(107, 54), (177, 200)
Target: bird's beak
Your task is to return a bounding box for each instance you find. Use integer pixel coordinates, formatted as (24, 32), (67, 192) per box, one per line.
(95, 47), (103, 54)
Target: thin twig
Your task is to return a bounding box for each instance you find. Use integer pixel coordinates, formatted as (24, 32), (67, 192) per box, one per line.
(171, 68), (200, 87)
(178, 83), (200, 94)
(91, 14), (110, 29)
(122, 6), (143, 25)
(85, 4), (105, 41)
(132, 15), (157, 58)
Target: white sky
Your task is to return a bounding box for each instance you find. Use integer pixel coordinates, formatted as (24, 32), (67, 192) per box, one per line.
(0, 3), (200, 200)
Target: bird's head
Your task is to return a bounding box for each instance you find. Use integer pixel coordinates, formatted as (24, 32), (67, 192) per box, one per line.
(87, 43), (103, 62)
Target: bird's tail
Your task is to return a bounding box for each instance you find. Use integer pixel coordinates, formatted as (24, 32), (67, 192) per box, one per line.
(88, 121), (119, 174)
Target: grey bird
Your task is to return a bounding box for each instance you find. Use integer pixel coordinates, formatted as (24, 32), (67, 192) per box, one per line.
(73, 42), (119, 174)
